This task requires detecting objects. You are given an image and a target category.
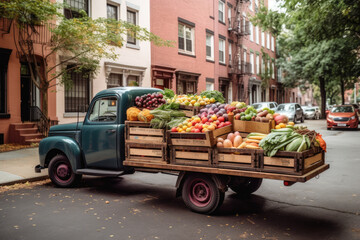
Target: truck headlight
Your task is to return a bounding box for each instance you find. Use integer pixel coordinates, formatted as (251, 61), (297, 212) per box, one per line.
(350, 115), (356, 120)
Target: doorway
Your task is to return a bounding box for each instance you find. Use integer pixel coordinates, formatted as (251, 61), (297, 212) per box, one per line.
(20, 63), (40, 122)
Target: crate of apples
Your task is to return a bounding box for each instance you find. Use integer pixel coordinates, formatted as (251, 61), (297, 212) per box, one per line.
(171, 115), (231, 133)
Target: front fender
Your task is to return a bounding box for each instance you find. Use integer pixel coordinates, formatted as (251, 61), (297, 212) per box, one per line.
(39, 136), (82, 172)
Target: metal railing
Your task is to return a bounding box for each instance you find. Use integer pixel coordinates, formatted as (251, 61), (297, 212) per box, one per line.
(228, 17), (251, 36)
(19, 23), (54, 45)
(228, 59), (252, 75)
(30, 106), (50, 137)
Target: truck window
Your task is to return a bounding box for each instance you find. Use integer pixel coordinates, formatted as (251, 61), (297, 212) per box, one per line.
(89, 97), (118, 122)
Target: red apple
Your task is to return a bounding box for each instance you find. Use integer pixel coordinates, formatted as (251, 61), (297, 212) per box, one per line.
(224, 121), (231, 126)
(201, 117), (208, 124)
(218, 116), (225, 122)
(171, 127), (177, 132)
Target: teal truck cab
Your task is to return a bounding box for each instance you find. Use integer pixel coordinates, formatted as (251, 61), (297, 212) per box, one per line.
(36, 87), (329, 214)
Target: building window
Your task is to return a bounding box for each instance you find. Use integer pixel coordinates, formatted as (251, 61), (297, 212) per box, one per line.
(176, 74), (198, 95)
(249, 0), (253, 11)
(107, 73), (123, 88)
(267, 33), (270, 49)
(261, 31), (265, 47)
(107, 3), (118, 20)
(255, 26), (259, 44)
(127, 75), (139, 86)
(127, 10), (137, 45)
(0, 48), (11, 116)
(206, 33), (214, 60)
(261, 57), (265, 74)
(64, 0), (89, 19)
(243, 51), (247, 64)
(271, 36), (275, 51)
(206, 79), (214, 91)
(250, 53), (254, 74)
(178, 23), (195, 55)
(256, 54), (260, 75)
(219, 38), (225, 64)
(272, 61), (275, 79)
(228, 43), (232, 66)
(228, 6), (232, 26)
(249, 22), (253, 41)
(65, 66), (90, 113)
(218, 1), (225, 23)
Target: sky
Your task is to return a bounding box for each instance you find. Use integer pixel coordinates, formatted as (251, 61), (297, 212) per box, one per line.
(268, 0), (284, 12)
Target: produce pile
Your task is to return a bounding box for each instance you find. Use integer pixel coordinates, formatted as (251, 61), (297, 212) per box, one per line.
(171, 114), (231, 133)
(134, 92), (166, 109)
(163, 89), (225, 107)
(217, 132), (266, 149)
(259, 126), (325, 156)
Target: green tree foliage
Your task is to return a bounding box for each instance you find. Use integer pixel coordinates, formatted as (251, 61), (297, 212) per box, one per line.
(251, 0), (360, 118)
(0, 0), (172, 118)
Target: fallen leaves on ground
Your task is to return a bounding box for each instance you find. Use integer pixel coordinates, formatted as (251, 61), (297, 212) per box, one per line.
(0, 143), (39, 153)
(0, 179), (50, 193)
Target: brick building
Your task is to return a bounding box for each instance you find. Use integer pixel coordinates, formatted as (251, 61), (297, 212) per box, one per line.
(150, 0), (292, 104)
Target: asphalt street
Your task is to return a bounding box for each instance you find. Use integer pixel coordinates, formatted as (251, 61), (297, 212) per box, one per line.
(0, 120), (359, 240)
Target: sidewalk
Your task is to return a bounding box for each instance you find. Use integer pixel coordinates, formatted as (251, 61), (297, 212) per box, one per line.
(0, 147), (48, 185)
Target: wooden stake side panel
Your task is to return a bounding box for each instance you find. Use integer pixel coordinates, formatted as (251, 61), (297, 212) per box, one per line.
(170, 146), (212, 167)
(233, 120), (275, 134)
(213, 148), (260, 170)
(259, 149), (325, 175)
(125, 143), (168, 164)
(168, 125), (232, 147)
(125, 121), (166, 143)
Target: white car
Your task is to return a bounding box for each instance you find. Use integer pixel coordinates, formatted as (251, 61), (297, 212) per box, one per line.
(304, 106), (321, 119)
(251, 102), (278, 112)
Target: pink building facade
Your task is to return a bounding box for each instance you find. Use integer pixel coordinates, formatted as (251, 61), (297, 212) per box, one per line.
(150, 0), (292, 104)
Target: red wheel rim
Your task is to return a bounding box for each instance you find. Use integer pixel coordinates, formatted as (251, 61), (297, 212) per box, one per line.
(53, 162), (72, 184)
(188, 178), (212, 207)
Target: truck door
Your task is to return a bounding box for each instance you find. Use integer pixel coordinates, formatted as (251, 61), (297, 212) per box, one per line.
(81, 95), (119, 169)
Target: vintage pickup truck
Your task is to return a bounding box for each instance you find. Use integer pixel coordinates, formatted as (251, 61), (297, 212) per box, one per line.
(35, 87), (329, 214)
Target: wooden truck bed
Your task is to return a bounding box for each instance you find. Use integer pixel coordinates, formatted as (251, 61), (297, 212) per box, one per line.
(123, 160), (329, 183)
(124, 121), (329, 183)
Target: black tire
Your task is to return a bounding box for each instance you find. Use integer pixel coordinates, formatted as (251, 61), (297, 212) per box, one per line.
(301, 114), (305, 123)
(48, 155), (82, 188)
(229, 177), (262, 195)
(327, 127), (331, 130)
(293, 115), (297, 123)
(182, 174), (224, 214)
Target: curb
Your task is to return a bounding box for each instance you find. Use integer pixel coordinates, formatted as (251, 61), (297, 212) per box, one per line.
(0, 175), (49, 187)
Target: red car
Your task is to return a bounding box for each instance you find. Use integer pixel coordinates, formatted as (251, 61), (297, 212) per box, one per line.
(327, 105), (359, 130)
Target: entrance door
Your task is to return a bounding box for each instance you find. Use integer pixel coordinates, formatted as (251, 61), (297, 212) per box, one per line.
(82, 95), (119, 169)
(21, 75), (31, 122)
(154, 78), (169, 90)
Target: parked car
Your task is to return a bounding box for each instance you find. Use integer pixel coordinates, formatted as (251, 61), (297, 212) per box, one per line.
(251, 102), (278, 112)
(327, 105), (359, 130)
(304, 106), (321, 119)
(276, 103), (305, 123)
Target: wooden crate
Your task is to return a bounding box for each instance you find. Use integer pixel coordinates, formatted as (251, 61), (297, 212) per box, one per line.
(170, 146), (213, 167)
(178, 105), (203, 117)
(258, 148), (324, 175)
(233, 120), (275, 134)
(125, 142), (168, 164)
(168, 125), (232, 147)
(125, 121), (166, 144)
(213, 148), (261, 170)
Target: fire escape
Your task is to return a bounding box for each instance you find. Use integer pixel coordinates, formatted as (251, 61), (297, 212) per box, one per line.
(228, 0), (251, 102)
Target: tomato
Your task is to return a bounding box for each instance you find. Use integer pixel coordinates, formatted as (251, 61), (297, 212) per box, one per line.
(171, 127), (177, 132)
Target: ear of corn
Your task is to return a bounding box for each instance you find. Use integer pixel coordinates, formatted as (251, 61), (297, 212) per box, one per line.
(285, 137), (303, 151)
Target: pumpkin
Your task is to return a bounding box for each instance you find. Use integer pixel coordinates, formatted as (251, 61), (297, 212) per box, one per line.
(137, 109), (154, 122)
(127, 107), (141, 121)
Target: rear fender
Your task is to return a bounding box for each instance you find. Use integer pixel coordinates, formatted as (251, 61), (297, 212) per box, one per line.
(39, 136), (82, 172)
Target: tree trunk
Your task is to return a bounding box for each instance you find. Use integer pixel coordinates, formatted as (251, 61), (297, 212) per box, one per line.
(340, 78), (345, 104)
(319, 77), (326, 119)
(41, 87), (48, 119)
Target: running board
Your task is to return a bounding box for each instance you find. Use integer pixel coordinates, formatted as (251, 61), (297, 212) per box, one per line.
(76, 168), (125, 177)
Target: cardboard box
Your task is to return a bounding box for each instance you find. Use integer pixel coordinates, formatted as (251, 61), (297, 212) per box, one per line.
(233, 120), (275, 134)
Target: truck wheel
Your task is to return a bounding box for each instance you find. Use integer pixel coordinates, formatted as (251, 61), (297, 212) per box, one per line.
(228, 177), (262, 195)
(48, 155), (81, 188)
(301, 114), (305, 123)
(182, 174), (224, 214)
